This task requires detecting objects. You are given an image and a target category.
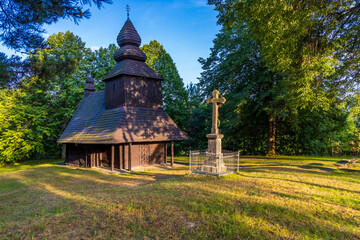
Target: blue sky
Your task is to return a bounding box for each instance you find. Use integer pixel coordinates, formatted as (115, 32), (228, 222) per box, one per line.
(0, 0), (220, 85)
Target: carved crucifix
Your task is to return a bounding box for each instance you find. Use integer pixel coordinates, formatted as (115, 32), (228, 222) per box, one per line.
(206, 89), (226, 135)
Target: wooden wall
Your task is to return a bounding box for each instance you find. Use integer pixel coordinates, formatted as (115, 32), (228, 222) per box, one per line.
(66, 144), (87, 167)
(105, 75), (163, 109)
(65, 142), (167, 170)
(105, 76), (125, 109)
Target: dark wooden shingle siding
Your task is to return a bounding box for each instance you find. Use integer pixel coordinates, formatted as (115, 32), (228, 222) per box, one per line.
(103, 59), (163, 81)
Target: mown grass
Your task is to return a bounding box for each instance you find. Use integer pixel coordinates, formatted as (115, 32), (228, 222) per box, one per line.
(0, 156), (359, 239)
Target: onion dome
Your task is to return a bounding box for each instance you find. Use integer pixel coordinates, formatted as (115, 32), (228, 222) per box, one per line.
(113, 45), (146, 62)
(113, 19), (146, 62)
(103, 18), (162, 81)
(117, 19), (141, 47)
(84, 74), (95, 96)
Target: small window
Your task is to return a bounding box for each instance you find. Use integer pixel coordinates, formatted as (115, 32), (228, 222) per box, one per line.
(113, 83), (116, 91)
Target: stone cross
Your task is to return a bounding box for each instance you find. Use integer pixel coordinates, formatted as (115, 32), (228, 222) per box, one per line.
(206, 89), (226, 135)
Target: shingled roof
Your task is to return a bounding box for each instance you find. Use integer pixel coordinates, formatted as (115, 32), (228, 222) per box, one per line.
(58, 17), (188, 145)
(103, 19), (162, 81)
(58, 91), (188, 144)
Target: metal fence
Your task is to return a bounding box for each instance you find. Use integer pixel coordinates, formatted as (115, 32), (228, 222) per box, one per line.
(189, 150), (239, 177)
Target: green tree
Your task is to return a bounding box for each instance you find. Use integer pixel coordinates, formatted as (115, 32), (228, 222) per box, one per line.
(0, 31), (87, 164)
(0, 0), (112, 51)
(210, 0), (360, 104)
(88, 44), (117, 89)
(26, 31), (90, 156)
(186, 82), (211, 150)
(0, 88), (49, 164)
(0, 52), (29, 88)
(141, 40), (189, 131)
(200, 0), (360, 155)
(0, 31), (121, 164)
(199, 24), (292, 155)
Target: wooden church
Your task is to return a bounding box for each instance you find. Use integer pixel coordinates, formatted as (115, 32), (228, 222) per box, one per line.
(58, 17), (188, 171)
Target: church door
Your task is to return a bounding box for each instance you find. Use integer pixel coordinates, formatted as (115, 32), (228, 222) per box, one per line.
(140, 144), (150, 166)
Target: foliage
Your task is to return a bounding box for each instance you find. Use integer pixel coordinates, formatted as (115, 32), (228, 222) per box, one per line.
(194, 0), (360, 155)
(210, 0), (360, 104)
(186, 82), (212, 150)
(0, 0), (112, 52)
(88, 44), (117, 90)
(199, 21), (295, 155)
(0, 31), (117, 165)
(0, 52), (29, 88)
(0, 89), (49, 164)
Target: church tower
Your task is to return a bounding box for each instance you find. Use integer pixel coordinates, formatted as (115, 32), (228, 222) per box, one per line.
(58, 15), (188, 171)
(103, 18), (163, 109)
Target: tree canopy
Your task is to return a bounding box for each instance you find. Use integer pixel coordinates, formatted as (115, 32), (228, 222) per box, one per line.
(210, 0), (360, 103)
(196, 0), (360, 155)
(0, 31), (117, 165)
(0, 0), (112, 52)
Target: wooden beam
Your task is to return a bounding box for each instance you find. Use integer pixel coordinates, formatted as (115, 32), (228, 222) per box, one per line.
(171, 141), (174, 166)
(111, 145), (115, 172)
(91, 150), (94, 168)
(62, 144), (66, 162)
(124, 144), (129, 170)
(94, 151), (97, 167)
(100, 152), (102, 167)
(85, 150), (88, 168)
(128, 143), (132, 171)
(165, 143), (167, 164)
(119, 145), (123, 169)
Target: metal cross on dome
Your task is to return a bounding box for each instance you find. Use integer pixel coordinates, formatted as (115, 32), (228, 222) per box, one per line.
(126, 4), (131, 19)
(206, 89), (226, 135)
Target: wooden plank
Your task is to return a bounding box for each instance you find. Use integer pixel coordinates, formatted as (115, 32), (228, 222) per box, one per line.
(111, 145), (115, 171)
(85, 150), (88, 167)
(91, 150), (94, 168)
(129, 143), (132, 171)
(119, 145), (123, 169)
(124, 144), (129, 170)
(96, 152), (99, 167)
(62, 144), (66, 161)
(171, 141), (174, 166)
(94, 151), (97, 167)
(100, 152), (102, 167)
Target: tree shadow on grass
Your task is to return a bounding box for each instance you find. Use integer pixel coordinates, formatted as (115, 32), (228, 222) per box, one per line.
(174, 182), (360, 239)
(239, 156), (348, 163)
(236, 170), (360, 195)
(240, 160), (360, 185)
(240, 160), (360, 176)
(299, 163), (334, 172)
(1, 164), (359, 239)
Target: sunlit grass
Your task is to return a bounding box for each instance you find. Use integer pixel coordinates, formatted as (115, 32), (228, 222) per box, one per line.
(0, 156), (359, 239)
(0, 159), (60, 173)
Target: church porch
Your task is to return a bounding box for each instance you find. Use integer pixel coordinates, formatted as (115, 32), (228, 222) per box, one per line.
(64, 141), (175, 171)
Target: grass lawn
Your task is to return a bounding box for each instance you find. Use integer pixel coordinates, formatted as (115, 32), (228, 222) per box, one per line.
(0, 156), (359, 239)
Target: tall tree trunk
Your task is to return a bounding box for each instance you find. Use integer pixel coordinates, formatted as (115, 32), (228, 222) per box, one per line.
(267, 115), (276, 155)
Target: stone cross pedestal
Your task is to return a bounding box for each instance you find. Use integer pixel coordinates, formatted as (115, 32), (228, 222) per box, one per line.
(201, 89), (227, 174)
